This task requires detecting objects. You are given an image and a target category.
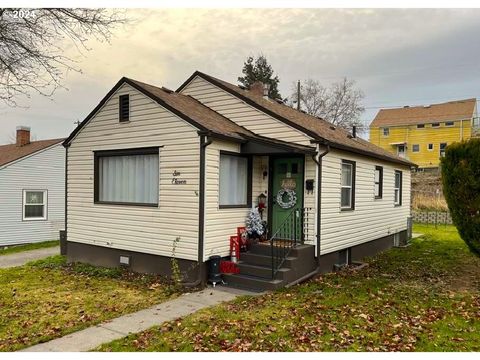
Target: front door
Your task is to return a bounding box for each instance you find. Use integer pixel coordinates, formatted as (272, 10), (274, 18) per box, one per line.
(397, 144), (406, 158)
(270, 156), (304, 239)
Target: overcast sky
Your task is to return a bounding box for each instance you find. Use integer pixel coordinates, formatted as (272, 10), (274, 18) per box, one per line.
(2, 8), (480, 143)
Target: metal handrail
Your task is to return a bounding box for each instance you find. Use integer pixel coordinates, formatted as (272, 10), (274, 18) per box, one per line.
(270, 207), (310, 279)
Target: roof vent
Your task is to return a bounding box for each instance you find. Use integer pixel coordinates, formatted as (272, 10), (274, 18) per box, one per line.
(424, 105), (431, 108)
(161, 87), (173, 94)
(403, 106), (409, 108)
(330, 125), (336, 130)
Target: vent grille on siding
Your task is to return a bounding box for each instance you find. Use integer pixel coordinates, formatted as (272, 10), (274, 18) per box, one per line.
(119, 94), (130, 122)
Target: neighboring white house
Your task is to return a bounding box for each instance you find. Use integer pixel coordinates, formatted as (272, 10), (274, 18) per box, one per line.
(0, 127), (65, 247)
(63, 73), (415, 290)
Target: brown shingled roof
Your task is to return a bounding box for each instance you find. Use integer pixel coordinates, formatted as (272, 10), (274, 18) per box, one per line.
(126, 78), (253, 140)
(370, 98), (476, 127)
(178, 71), (414, 167)
(0, 138), (64, 167)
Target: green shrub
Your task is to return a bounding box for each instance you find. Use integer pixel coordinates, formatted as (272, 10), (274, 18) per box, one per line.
(441, 139), (480, 256)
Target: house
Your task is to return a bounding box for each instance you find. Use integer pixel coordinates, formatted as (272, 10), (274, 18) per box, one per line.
(63, 71), (415, 290)
(0, 127), (65, 247)
(370, 98), (478, 169)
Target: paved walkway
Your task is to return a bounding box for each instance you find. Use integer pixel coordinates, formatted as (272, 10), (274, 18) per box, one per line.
(0, 246), (59, 268)
(22, 286), (256, 352)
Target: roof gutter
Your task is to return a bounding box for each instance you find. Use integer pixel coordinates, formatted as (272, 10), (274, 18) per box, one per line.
(182, 132), (212, 287)
(311, 138), (415, 168)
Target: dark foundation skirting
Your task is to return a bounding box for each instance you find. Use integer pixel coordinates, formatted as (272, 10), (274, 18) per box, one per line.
(66, 241), (204, 282)
(318, 230), (407, 273)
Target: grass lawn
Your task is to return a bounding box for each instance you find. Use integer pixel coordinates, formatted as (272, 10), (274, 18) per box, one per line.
(0, 256), (181, 351)
(0, 240), (59, 256)
(97, 224), (480, 352)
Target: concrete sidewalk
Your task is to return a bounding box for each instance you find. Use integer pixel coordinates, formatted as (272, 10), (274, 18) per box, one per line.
(0, 246), (59, 269)
(22, 286), (256, 352)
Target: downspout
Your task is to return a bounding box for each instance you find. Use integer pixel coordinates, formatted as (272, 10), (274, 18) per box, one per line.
(312, 143), (330, 265)
(183, 132), (212, 287)
(286, 143), (330, 288)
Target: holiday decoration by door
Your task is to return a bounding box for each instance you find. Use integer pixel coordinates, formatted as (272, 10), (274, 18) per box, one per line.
(245, 207), (265, 238)
(276, 188), (297, 209)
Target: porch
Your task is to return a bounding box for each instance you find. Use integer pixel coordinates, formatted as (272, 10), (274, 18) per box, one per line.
(216, 135), (319, 290)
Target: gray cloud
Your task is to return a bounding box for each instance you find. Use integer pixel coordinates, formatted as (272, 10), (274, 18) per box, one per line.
(1, 8), (479, 143)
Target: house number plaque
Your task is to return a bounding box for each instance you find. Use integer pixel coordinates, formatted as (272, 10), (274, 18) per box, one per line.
(281, 178), (296, 190)
(172, 170), (187, 185)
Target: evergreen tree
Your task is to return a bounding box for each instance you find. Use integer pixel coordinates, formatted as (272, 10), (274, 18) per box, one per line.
(238, 55), (281, 99)
(441, 139), (480, 257)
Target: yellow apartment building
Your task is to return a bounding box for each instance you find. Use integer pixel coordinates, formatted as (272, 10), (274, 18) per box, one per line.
(370, 98), (478, 169)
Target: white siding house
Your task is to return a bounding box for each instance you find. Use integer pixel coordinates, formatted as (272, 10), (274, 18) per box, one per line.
(64, 73), (414, 289)
(0, 128), (65, 247)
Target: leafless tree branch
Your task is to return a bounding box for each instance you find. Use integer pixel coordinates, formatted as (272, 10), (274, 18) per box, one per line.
(0, 8), (126, 106)
(289, 77), (366, 132)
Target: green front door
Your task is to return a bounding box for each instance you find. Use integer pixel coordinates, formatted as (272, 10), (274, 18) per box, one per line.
(270, 156), (304, 240)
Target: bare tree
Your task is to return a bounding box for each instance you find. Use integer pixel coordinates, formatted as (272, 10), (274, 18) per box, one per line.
(0, 8), (126, 106)
(289, 77), (365, 131)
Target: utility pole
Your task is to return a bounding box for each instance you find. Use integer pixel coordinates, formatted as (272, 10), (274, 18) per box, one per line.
(297, 80), (301, 111)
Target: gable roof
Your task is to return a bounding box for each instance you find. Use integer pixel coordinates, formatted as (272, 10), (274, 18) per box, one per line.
(63, 77), (255, 147)
(178, 71), (414, 167)
(0, 138), (64, 167)
(370, 98), (476, 127)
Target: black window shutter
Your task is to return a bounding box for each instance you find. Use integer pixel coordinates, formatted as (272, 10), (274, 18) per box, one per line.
(119, 94), (130, 122)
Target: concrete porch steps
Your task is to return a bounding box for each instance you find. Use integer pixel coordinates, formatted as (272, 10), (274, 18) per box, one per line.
(223, 243), (317, 291)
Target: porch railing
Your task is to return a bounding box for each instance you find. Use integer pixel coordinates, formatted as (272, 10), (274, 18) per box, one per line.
(270, 207), (311, 279)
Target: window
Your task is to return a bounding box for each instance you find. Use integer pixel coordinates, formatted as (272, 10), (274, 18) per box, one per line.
(394, 170), (402, 206)
(23, 190), (47, 220)
(445, 121), (454, 127)
(119, 94), (130, 122)
(412, 144), (420, 152)
(383, 128), (390, 136)
(291, 163), (298, 174)
(431, 122), (440, 128)
(417, 124), (425, 129)
(341, 160), (355, 210)
(428, 143), (434, 151)
(219, 153), (251, 208)
(374, 166), (383, 199)
(94, 147), (159, 206)
(440, 142), (447, 157)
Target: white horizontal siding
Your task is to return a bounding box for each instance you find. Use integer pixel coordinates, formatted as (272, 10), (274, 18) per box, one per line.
(320, 149), (411, 255)
(0, 144), (65, 246)
(203, 140), (267, 260)
(180, 76), (312, 146)
(67, 83), (201, 261)
(303, 155), (317, 245)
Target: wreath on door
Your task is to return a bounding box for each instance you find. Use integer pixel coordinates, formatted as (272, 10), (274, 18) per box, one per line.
(276, 189), (297, 209)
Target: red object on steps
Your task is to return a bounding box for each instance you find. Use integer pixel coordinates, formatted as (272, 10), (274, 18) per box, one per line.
(237, 227), (247, 252)
(220, 260), (240, 274)
(230, 235), (240, 261)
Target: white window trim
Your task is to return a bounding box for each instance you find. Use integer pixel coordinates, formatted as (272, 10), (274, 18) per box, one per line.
(416, 124), (425, 129)
(445, 121), (454, 127)
(439, 143), (447, 157)
(341, 161), (354, 210)
(412, 144), (420, 153)
(22, 189), (48, 221)
(394, 171), (402, 206)
(382, 127), (390, 137)
(431, 123), (440, 128)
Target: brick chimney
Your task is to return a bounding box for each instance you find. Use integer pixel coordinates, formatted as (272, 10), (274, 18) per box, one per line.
(250, 81), (264, 97)
(16, 126), (31, 147)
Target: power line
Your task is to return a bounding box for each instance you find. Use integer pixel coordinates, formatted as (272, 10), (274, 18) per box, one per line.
(364, 98), (480, 110)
